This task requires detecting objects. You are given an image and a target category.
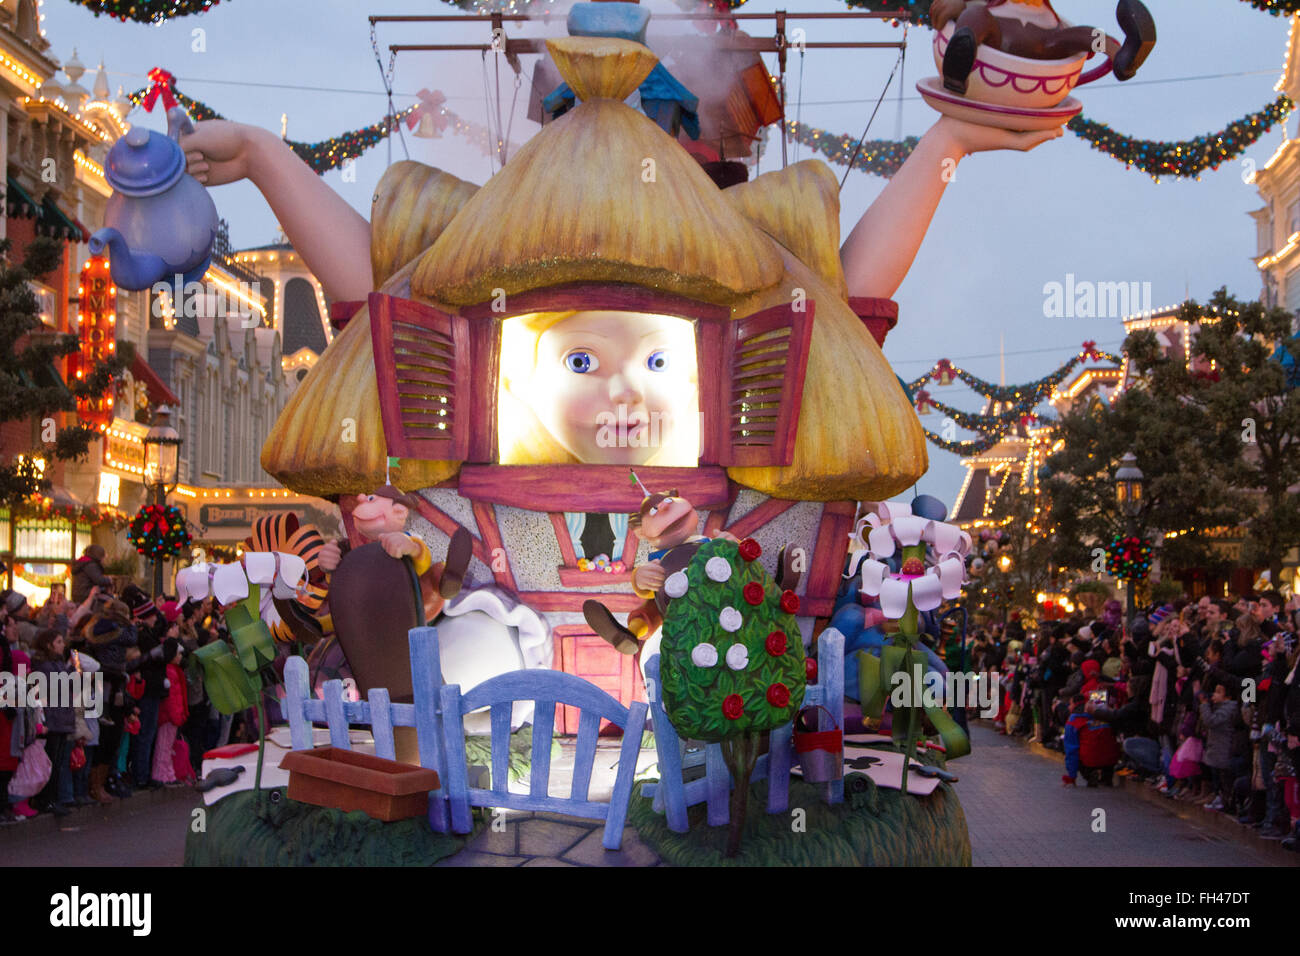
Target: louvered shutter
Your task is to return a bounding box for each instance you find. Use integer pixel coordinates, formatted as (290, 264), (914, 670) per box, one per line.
(717, 301), (814, 468)
(368, 292), (470, 461)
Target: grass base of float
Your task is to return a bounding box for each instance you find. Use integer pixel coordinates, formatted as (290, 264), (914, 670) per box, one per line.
(628, 751), (971, 867)
(184, 788), (475, 866)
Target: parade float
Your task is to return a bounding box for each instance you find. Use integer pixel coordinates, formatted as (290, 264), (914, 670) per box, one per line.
(79, 0), (1159, 866)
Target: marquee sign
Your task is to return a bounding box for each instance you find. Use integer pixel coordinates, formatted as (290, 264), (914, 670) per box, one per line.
(73, 256), (117, 431)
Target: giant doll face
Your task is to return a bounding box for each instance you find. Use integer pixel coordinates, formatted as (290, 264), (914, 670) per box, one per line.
(517, 311), (699, 465)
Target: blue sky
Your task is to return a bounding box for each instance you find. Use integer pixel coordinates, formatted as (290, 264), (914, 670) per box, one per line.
(43, 0), (1288, 509)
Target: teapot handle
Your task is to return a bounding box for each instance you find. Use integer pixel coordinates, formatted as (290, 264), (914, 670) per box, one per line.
(166, 105), (196, 141)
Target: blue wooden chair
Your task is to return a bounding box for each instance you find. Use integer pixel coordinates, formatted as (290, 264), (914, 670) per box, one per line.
(641, 628), (845, 832)
(282, 626), (452, 831)
(439, 670), (649, 850)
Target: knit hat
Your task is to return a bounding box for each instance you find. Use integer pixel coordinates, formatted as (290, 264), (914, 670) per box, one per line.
(158, 600), (182, 624)
(1149, 604), (1174, 626)
(119, 584), (156, 621)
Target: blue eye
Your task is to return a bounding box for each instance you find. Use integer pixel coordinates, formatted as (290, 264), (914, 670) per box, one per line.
(564, 351), (598, 373)
(646, 349), (669, 371)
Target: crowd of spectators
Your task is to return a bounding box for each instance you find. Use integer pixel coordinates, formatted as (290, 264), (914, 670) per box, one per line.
(965, 590), (1300, 850)
(0, 545), (260, 823)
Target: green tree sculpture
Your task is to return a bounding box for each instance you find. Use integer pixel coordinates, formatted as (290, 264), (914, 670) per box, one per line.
(659, 537), (806, 857)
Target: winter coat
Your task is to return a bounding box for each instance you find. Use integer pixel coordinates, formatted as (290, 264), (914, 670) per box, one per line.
(160, 662), (189, 727)
(70, 555), (110, 604)
(1200, 699), (1240, 769)
(31, 654), (76, 735)
(84, 618), (138, 677)
(1064, 711), (1120, 776)
(0, 648), (31, 771)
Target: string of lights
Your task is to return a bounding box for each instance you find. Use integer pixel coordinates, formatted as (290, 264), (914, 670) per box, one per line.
(67, 0), (224, 22)
(129, 84), (517, 173)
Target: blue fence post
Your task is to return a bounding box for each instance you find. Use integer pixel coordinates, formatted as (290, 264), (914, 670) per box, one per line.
(368, 687), (395, 761)
(284, 656), (312, 751)
(820, 628), (845, 805)
(705, 744), (730, 827)
(322, 679), (351, 750)
(644, 655), (689, 832)
(409, 626), (449, 832)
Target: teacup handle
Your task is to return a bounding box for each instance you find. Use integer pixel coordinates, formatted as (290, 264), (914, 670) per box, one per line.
(1076, 40), (1116, 86)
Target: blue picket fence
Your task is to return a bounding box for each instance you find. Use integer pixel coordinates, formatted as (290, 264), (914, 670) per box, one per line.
(283, 626), (451, 831)
(441, 671), (648, 850)
(640, 628), (845, 832)
(282, 625), (647, 849)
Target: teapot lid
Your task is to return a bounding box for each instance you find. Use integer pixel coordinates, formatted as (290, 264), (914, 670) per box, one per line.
(104, 125), (186, 197)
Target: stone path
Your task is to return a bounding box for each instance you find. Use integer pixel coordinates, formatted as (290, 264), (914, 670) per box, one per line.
(433, 810), (664, 867)
(958, 723), (1285, 867)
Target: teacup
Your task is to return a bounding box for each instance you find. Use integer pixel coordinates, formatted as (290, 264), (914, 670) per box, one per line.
(931, 21), (1109, 111)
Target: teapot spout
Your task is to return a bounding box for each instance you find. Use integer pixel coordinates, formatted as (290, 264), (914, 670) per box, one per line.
(89, 227), (170, 291)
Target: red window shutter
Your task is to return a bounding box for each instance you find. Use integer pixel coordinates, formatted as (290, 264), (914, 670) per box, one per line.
(368, 292), (471, 461)
(718, 301), (814, 468)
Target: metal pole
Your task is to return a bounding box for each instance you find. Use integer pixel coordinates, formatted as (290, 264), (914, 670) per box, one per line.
(152, 483), (164, 599)
(1125, 515), (1137, 632)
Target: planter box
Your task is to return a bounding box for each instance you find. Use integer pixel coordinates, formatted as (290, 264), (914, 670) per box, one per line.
(279, 747), (440, 822)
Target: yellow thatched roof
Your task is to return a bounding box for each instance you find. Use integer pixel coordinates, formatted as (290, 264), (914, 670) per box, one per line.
(371, 161), (478, 289)
(726, 161), (848, 300)
(411, 40), (783, 307)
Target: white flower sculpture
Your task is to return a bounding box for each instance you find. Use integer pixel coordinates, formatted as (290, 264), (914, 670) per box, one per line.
(174, 552), (309, 631)
(846, 501), (972, 620)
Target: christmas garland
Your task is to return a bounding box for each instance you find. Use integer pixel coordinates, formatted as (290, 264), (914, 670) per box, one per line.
(129, 83), (521, 174)
(129, 503), (192, 560)
(1066, 95), (1294, 181)
(67, 0), (224, 22)
(906, 348), (1121, 401)
(1106, 535), (1154, 580)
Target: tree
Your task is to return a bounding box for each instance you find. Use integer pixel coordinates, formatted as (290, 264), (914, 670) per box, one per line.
(659, 537), (805, 857)
(1174, 289), (1300, 583)
(1042, 344), (1243, 581)
(0, 238), (133, 504)
(964, 491), (1058, 620)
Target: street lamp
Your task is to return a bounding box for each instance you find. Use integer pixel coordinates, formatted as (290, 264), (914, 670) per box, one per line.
(1114, 451), (1145, 630)
(142, 405), (182, 598)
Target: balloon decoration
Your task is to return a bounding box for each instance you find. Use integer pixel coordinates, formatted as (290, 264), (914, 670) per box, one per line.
(1105, 535), (1154, 581)
(67, 0), (225, 21)
(129, 503), (192, 559)
(128, 83), (521, 175)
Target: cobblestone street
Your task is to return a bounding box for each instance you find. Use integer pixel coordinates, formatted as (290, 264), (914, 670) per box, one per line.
(959, 724), (1283, 867)
(2, 723), (1289, 867)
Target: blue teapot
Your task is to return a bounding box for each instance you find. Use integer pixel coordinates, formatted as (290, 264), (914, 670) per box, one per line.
(89, 107), (218, 292)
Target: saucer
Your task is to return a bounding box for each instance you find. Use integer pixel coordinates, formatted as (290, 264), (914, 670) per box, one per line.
(916, 76), (1082, 132)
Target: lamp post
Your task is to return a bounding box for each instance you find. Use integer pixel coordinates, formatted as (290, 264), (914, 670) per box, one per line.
(1114, 451), (1145, 631)
(142, 405), (182, 599)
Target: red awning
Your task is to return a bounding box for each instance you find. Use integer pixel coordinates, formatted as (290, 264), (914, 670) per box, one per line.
(131, 353), (179, 406)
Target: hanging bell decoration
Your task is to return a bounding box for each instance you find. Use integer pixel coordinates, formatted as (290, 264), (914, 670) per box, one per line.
(413, 112), (438, 139)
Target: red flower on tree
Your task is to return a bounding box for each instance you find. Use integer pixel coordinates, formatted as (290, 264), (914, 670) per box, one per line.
(805, 658), (818, 682)
(780, 590), (800, 614)
(765, 631), (787, 656)
(738, 538), (762, 562)
(766, 683), (790, 708)
(743, 582), (765, 606)
(722, 694), (744, 720)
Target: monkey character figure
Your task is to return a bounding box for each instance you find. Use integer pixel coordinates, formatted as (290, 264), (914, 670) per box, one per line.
(318, 484), (472, 621)
(931, 0), (1156, 97)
